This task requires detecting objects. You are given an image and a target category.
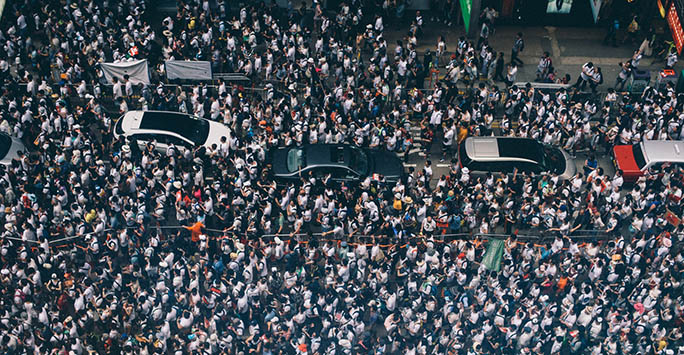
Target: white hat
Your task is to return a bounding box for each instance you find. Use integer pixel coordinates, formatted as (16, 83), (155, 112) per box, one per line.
(121, 144), (131, 153)
(173, 181), (182, 189)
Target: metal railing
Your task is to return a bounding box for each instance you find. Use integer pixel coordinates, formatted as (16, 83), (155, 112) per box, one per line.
(8, 223), (618, 251)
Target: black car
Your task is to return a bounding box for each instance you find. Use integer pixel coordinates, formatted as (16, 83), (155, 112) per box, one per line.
(269, 144), (405, 184)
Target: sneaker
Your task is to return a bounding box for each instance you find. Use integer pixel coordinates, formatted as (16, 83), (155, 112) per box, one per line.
(440, 158), (445, 162)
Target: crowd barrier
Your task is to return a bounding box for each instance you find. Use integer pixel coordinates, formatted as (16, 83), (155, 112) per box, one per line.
(5, 224), (616, 251)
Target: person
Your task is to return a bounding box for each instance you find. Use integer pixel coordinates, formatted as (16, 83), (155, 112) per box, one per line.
(590, 66), (603, 94)
(666, 48), (678, 69)
(511, 32), (524, 66)
(583, 154), (598, 175)
(477, 20), (490, 50)
(630, 49), (643, 70)
(442, 123), (455, 162)
(603, 19), (619, 47)
(536, 51), (552, 81)
(494, 52), (506, 81)
(575, 61), (595, 91)
(436, 35), (447, 67)
(624, 15), (640, 45)
(505, 63), (518, 87)
(615, 62), (632, 91)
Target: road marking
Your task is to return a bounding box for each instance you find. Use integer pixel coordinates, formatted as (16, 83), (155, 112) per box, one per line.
(545, 26), (562, 64)
(491, 121), (519, 129)
(408, 148), (423, 154)
(436, 164), (450, 168)
(403, 163), (417, 167)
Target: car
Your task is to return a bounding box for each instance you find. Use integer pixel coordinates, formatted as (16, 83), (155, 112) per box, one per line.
(457, 137), (577, 179)
(613, 140), (684, 183)
(269, 144), (405, 184)
(0, 132), (27, 165)
(113, 110), (231, 154)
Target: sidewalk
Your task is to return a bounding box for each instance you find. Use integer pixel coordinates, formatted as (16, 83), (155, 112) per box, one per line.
(383, 22), (682, 90)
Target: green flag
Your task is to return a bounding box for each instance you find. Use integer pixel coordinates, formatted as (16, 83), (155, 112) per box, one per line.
(482, 238), (504, 272)
(459, 0), (472, 33)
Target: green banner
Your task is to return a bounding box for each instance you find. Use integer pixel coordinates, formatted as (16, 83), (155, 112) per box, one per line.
(482, 238), (504, 272)
(460, 0), (472, 33)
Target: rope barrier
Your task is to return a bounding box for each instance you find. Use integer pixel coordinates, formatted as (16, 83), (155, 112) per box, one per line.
(2, 223), (615, 252)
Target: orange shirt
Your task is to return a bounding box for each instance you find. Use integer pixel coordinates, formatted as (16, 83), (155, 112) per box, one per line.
(557, 277), (568, 291)
(457, 127), (468, 143)
(185, 221), (205, 242)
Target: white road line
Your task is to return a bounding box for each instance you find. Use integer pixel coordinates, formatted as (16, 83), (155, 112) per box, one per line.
(403, 163), (417, 167)
(435, 164), (450, 168)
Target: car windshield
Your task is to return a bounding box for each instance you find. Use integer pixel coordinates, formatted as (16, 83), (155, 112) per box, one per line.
(542, 145), (566, 174)
(0, 134), (11, 159)
(139, 112), (210, 145)
(632, 144), (647, 170)
(349, 147), (369, 175)
(286, 148), (305, 172)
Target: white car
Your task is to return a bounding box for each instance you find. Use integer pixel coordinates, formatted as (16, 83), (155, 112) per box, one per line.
(114, 111), (231, 154)
(458, 137), (577, 179)
(0, 132), (27, 165)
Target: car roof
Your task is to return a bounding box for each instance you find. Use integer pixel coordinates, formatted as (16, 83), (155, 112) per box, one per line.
(304, 144), (351, 167)
(121, 110), (202, 134)
(464, 137), (542, 163)
(641, 140), (684, 164)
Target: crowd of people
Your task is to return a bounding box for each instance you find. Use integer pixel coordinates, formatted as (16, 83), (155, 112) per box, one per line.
(0, 0), (683, 354)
